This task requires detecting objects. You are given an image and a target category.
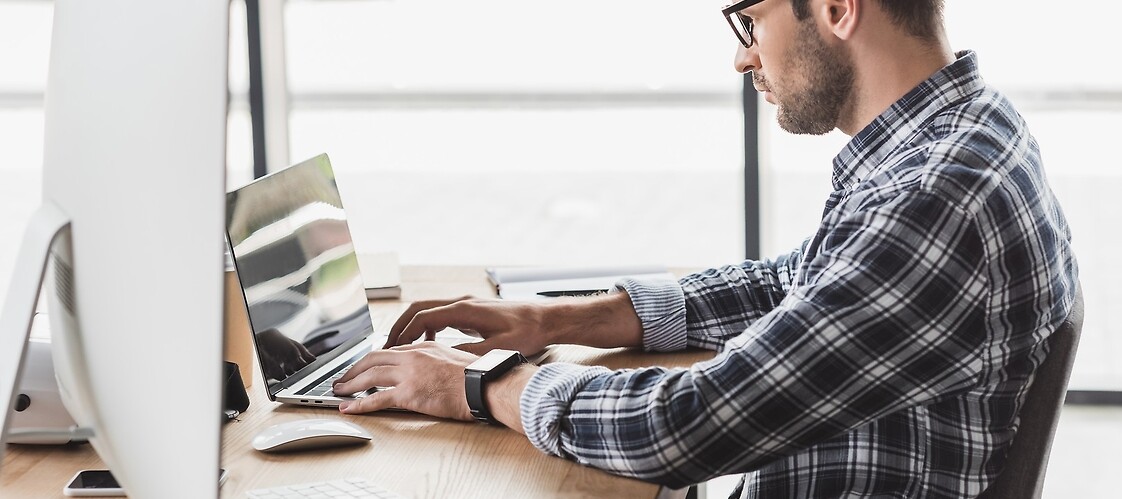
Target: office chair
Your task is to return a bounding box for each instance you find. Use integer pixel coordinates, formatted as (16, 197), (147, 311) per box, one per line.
(979, 285), (1084, 499)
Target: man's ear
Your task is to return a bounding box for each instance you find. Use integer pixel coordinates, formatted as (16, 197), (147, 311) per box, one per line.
(819, 0), (860, 40)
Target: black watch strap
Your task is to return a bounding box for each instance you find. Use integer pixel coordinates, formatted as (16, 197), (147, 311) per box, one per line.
(464, 369), (491, 423)
(464, 349), (527, 425)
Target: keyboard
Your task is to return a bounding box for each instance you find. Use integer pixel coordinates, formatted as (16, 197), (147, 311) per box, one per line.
(246, 477), (403, 499)
(301, 360), (358, 397)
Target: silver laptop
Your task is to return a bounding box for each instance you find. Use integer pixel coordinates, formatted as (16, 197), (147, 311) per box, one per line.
(225, 153), (475, 407)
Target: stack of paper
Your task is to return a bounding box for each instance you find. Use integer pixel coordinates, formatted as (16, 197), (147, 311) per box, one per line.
(486, 264), (674, 300)
(357, 251), (402, 300)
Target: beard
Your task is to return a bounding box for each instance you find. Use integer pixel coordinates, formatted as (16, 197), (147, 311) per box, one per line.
(759, 20), (855, 135)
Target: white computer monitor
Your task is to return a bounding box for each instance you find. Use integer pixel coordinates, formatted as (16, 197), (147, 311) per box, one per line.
(0, 1), (228, 497)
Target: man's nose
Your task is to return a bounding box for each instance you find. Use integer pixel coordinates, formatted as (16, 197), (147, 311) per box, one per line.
(733, 44), (760, 74)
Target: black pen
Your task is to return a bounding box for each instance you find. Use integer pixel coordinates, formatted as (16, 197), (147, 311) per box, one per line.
(536, 289), (609, 298)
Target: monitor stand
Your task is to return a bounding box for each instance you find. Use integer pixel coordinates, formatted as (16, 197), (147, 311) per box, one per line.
(0, 202), (76, 467)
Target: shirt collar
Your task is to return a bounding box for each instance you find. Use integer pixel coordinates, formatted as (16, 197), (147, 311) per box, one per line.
(830, 50), (985, 192)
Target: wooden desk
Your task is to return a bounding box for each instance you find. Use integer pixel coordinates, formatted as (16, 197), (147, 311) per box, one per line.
(2, 266), (711, 498)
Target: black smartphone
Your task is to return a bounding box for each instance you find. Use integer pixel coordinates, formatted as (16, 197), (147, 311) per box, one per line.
(62, 468), (228, 496)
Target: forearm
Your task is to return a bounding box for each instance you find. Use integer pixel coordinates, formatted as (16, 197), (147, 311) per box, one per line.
(542, 291), (643, 349)
(678, 249), (803, 351)
(481, 288), (654, 435)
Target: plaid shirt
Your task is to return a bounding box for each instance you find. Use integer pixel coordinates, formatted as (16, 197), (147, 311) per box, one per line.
(520, 51), (1079, 498)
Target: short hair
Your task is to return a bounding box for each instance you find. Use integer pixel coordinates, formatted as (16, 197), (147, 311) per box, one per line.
(790, 0), (945, 41)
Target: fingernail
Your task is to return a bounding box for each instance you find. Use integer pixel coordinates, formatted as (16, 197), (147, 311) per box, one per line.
(338, 401), (351, 412)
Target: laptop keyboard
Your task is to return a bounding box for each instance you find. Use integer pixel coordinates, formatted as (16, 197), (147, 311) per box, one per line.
(298, 354), (363, 397)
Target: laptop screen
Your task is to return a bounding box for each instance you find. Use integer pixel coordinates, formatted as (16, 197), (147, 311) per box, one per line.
(225, 154), (373, 395)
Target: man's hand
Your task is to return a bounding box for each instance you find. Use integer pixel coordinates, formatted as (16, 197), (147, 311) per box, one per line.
(332, 342), (478, 421)
(383, 292), (644, 355)
(383, 297), (555, 356)
(333, 341), (536, 433)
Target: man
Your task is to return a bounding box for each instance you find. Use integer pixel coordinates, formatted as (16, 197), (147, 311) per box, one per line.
(333, 0), (1079, 497)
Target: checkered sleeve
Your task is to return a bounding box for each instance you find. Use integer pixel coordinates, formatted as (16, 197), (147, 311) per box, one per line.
(616, 244), (806, 352)
(522, 190), (990, 488)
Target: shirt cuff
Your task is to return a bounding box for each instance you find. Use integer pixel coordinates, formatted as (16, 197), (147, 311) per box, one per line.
(615, 277), (687, 352)
(520, 363), (612, 457)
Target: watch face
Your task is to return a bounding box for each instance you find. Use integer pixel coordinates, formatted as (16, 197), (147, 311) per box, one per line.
(469, 349), (517, 372)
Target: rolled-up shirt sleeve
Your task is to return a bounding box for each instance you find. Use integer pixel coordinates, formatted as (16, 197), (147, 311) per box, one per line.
(617, 244), (806, 353)
(614, 277), (687, 352)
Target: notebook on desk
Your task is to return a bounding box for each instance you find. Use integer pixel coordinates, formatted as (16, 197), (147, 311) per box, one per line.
(486, 264), (675, 300)
(225, 153), (478, 408)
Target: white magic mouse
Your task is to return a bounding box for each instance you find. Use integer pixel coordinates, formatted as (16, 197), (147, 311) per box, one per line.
(251, 418), (373, 453)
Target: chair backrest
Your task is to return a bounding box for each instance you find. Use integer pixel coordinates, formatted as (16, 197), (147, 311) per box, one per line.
(979, 286), (1085, 499)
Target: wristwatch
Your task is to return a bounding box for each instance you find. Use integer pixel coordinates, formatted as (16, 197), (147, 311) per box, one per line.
(464, 349), (528, 425)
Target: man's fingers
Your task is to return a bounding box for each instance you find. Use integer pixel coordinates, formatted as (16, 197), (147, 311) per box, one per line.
(386, 302), (430, 347)
(393, 301), (496, 347)
(335, 350), (400, 385)
(395, 306), (458, 346)
(334, 342), (480, 421)
(386, 297), (474, 347)
(333, 365), (400, 396)
(454, 340), (493, 356)
(338, 389), (400, 415)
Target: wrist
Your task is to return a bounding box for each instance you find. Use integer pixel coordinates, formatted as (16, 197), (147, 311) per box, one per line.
(465, 349), (530, 426)
(483, 363), (536, 434)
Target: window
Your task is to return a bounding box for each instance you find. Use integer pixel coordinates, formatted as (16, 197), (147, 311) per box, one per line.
(2, 0), (745, 295)
(275, 0), (746, 267)
(0, 1), (258, 306)
(4, 1), (1115, 392)
(0, 1), (52, 296)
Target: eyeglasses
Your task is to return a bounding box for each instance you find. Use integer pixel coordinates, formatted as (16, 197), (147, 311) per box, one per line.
(722, 0), (767, 48)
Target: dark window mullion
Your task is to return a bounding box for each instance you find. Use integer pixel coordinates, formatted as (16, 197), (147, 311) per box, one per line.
(743, 74), (760, 260)
(245, 0), (267, 179)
